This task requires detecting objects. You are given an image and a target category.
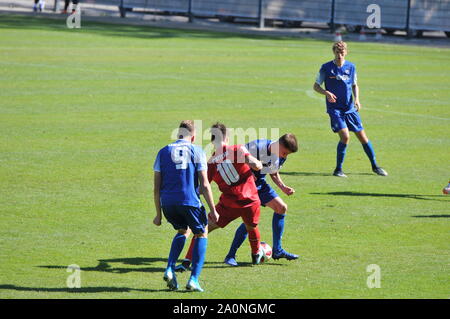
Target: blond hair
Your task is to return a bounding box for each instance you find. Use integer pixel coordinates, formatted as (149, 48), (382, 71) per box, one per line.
(332, 41), (348, 53)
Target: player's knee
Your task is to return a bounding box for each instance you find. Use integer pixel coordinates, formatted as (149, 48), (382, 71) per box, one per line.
(182, 228), (192, 238)
(276, 203), (288, 214)
(194, 232), (207, 239)
(341, 135), (350, 144)
(177, 229), (189, 236)
(356, 132), (368, 144)
(208, 221), (220, 232)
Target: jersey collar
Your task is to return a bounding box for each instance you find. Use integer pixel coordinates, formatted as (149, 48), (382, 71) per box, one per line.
(333, 59), (346, 67)
(175, 139), (191, 144)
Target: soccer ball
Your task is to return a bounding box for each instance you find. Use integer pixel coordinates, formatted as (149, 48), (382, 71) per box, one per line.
(260, 242), (272, 263)
(443, 183), (450, 195)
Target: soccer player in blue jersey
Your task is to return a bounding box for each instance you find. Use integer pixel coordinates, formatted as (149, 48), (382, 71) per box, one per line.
(313, 41), (388, 178)
(222, 134), (300, 266)
(153, 120), (218, 292)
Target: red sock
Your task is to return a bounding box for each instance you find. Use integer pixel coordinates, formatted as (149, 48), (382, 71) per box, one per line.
(247, 227), (260, 255)
(185, 237), (196, 261)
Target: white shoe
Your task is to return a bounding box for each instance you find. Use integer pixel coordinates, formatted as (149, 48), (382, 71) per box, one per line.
(186, 277), (204, 292)
(163, 268), (178, 290)
(373, 167), (388, 176)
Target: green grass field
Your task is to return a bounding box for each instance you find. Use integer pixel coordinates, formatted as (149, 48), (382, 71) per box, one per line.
(0, 14), (449, 299)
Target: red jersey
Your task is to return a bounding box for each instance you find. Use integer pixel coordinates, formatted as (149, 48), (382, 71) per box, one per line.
(208, 144), (260, 208)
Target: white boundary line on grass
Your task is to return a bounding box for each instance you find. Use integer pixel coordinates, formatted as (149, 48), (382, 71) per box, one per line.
(305, 89), (450, 121)
(1, 61), (449, 121)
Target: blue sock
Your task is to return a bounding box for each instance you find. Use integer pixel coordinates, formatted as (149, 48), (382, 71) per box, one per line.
(272, 213), (285, 253)
(336, 142), (348, 171)
(191, 237), (208, 280)
(167, 233), (186, 271)
(226, 223), (248, 259)
(362, 141), (377, 168)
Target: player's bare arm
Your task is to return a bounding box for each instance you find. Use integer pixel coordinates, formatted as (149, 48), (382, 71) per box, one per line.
(352, 83), (361, 111)
(198, 170), (219, 223)
(313, 82), (337, 103)
(245, 153), (263, 171)
(270, 171), (295, 196)
(153, 171), (162, 226)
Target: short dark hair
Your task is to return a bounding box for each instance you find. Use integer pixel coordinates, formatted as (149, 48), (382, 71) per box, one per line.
(178, 120), (195, 138)
(279, 133), (298, 153)
(210, 122), (227, 142)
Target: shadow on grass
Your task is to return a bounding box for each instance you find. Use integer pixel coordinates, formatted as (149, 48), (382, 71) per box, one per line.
(280, 171), (374, 177)
(39, 257), (166, 274)
(0, 13), (312, 42)
(0, 284), (168, 293)
(26, 257), (286, 294)
(310, 191), (449, 202)
(280, 171), (331, 177)
(411, 214), (450, 218)
(38, 256), (285, 275)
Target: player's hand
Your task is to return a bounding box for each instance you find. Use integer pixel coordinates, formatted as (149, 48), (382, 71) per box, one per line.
(325, 91), (337, 103)
(281, 185), (295, 196)
(355, 100), (361, 112)
(153, 215), (162, 226)
(208, 210), (219, 224)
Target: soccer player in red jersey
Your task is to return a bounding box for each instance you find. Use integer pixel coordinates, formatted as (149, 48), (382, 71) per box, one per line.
(179, 122), (266, 266)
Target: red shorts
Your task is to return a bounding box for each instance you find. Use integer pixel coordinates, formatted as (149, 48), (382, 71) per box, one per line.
(215, 201), (260, 228)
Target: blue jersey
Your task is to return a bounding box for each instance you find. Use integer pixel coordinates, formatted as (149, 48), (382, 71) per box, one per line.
(153, 139), (207, 208)
(316, 60), (357, 114)
(245, 139), (286, 183)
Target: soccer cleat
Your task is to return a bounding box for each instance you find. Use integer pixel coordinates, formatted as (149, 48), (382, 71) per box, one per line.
(372, 166), (388, 176)
(186, 277), (204, 292)
(251, 249), (264, 265)
(333, 169), (347, 178)
(163, 268), (178, 291)
(174, 259), (191, 273)
(272, 249), (299, 261)
(224, 256), (238, 267)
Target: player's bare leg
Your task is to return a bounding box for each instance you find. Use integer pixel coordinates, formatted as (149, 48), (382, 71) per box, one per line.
(354, 129), (368, 144)
(354, 129), (388, 176)
(181, 228), (192, 239)
(265, 197), (298, 260)
(334, 128), (350, 177)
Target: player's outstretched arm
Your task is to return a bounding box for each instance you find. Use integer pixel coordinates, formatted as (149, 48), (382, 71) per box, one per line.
(245, 154), (263, 171)
(198, 170), (219, 223)
(153, 171), (162, 226)
(270, 172), (295, 196)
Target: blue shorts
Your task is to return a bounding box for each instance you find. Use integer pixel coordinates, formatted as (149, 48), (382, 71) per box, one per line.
(328, 110), (364, 133)
(256, 180), (279, 206)
(161, 205), (207, 235)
